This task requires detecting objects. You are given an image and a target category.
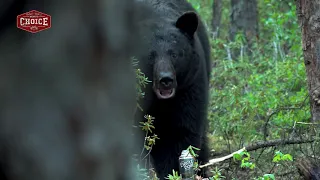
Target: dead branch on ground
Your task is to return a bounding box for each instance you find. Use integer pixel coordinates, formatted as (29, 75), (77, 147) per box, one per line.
(202, 137), (317, 168)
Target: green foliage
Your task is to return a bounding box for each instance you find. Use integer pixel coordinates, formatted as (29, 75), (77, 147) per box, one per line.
(133, 0), (312, 179)
(272, 151), (293, 163)
(254, 151), (293, 179)
(132, 58), (159, 153)
(233, 151), (256, 170)
(186, 145), (201, 173)
(140, 115), (155, 133)
(255, 174), (275, 180)
(133, 58), (159, 153)
(209, 167), (226, 180)
(166, 170), (182, 180)
(186, 145), (200, 158)
(200, 1), (308, 178)
(137, 105), (159, 160)
(200, 0), (309, 149)
(133, 58), (160, 180)
(208, 39), (308, 142)
(232, 150), (293, 179)
(139, 115), (159, 151)
(132, 56), (152, 111)
(186, 0), (213, 29)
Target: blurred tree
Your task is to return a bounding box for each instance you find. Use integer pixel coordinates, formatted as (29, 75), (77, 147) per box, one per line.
(0, 0), (142, 180)
(229, 0), (259, 59)
(212, 0), (222, 38)
(296, 158), (320, 180)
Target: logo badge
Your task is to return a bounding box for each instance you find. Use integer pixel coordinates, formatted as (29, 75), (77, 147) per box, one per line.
(17, 10), (51, 33)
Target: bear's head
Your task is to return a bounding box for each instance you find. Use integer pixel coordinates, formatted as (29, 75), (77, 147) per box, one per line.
(139, 12), (201, 100)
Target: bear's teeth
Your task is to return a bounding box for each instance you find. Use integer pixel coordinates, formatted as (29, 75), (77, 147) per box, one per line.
(160, 89), (172, 96)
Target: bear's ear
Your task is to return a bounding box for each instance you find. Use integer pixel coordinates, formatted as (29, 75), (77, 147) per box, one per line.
(175, 12), (198, 37)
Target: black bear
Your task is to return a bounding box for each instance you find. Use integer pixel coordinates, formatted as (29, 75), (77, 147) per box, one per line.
(134, 0), (211, 179)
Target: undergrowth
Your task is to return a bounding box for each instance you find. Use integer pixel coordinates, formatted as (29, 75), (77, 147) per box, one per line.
(131, 0), (318, 179)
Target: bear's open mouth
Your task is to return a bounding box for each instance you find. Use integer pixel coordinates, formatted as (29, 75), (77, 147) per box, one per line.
(155, 88), (176, 99)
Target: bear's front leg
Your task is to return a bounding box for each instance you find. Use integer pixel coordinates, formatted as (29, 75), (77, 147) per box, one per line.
(151, 132), (201, 180)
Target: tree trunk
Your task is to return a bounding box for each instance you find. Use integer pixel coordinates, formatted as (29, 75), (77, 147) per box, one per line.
(212, 0), (222, 38)
(296, 0), (320, 122)
(229, 0), (259, 59)
(296, 158), (320, 180)
(0, 0), (141, 179)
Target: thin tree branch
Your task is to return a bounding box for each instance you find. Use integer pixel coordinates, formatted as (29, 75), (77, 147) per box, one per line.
(204, 137), (318, 168)
(245, 138), (317, 152)
(263, 95), (309, 140)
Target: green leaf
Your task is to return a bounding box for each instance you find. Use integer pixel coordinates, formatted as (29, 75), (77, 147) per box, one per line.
(263, 174), (275, 180)
(282, 154), (293, 161)
(233, 153), (242, 161)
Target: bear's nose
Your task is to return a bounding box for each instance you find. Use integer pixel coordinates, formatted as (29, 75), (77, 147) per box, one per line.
(159, 76), (173, 88)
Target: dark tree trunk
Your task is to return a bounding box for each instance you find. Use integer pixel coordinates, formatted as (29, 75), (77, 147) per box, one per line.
(229, 0), (259, 59)
(296, 158), (320, 180)
(0, 0), (142, 179)
(296, 0), (320, 122)
(212, 0), (222, 38)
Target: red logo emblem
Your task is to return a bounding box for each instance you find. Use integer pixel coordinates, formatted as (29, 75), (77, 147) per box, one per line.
(17, 10), (51, 33)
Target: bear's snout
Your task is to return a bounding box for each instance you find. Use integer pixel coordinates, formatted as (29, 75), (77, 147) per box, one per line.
(153, 63), (177, 99)
(159, 73), (174, 89)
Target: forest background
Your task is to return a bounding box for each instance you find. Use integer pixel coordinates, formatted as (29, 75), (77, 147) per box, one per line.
(135, 0), (320, 179)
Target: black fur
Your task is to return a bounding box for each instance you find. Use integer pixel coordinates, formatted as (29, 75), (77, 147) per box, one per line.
(135, 0), (211, 179)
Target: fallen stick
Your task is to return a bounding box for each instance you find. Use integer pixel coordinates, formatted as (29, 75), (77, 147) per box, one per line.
(199, 147), (246, 168)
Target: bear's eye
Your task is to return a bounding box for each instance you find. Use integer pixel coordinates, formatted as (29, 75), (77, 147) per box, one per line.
(170, 33), (177, 39)
(171, 53), (177, 59)
(168, 50), (178, 59)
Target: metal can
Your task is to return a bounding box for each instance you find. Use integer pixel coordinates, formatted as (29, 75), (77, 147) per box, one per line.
(179, 150), (195, 180)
